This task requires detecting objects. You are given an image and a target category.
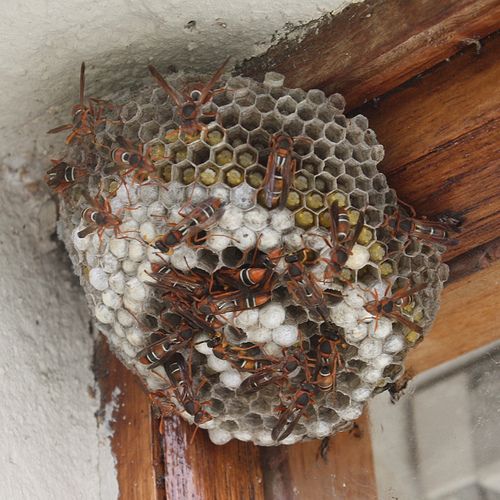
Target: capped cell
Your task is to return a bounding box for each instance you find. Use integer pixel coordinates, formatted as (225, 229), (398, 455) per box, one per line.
(246, 165), (265, 188)
(295, 208), (316, 230)
(223, 165), (245, 187)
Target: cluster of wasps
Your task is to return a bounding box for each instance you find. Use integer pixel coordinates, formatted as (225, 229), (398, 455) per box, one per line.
(46, 60), (460, 441)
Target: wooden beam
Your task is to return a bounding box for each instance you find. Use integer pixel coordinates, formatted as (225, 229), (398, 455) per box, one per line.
(94, 335), (165, 500)
(359, 33), (500, 261)
(162, 418), (265, 500)
(239, 0), (500, 109)
(262, 413), (377, 500)
(407, 257), (500, 375)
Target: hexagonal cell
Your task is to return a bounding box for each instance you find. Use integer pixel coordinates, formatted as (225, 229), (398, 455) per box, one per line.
(283, 117), (304, 138)
(352, 114), (369, 131)
(365, 206), (383, 227)
(305, 191), (325, 212)
(248, 129), (270, 152)
(159, 163), (172, 183)
(357, 226), (373, 246)
(285, 190), (303, 211)
(222, 165), (245, 187)
(286, 305), (308, 323)
(360, 161), (378, 178)
(295, 208), (316, 229)
(276, 95), (297, 116)
(147, 139), (167, 163)
(120, 101), (140, 123)
(303, 120), (323, 141)
(346, 126), (364, 145)
(121, 122), (140, 140)
(234, 88), (256, 107)
(334, 114), (348, 128)
(270, 86), (287, 100)
(324, 123), (345, 143)
(300, 320), (320, 338)
(369, 191), (385, 207)
(239, 108), (261, 131)
(169, 143), (188, 164)
(294, 171), (314, 192)
(218, 104), (240, 128)
(356, 264), (381, 286)
(246, 165), (265, 188)
(154, 105), (174, 125)
(203, 124), (225, 146)
(151, 87), (170, 106)
(212, 89), (234, 107)
(323, 158), (345, 178)
(173, 161), (196, 185)
(373, 173), (388, 192)
(300, 156), (322, 176)
(296, 102), (315, 121)
(336, 174), (355, 193)
(314, 173), (335, 194)
(187, 142), (209, 165)
(161, 121), (180, 144)
(213, 145), (233, 166)
(255, 95), (276, 113)
(349, 190), (368, 210)
(235, 145), (257, 168)
(405, 239), (423, 257)
(306, 89), (326, 105)
(319, 209), (331, 229)
(224, 125), (247, 148)
(198, 164), (221, 186)
(369, 242), (387, 262)
(314, 139), (333, 160)
(353, 145), (372, 162)
(355, 176), (372, 192)
(364, 128), (379, 146)
(221, 246), (244, 268)
(325, 191), (348, 208)
(139, 104), (155, 122)
(380, 259), (396, 277)
(261, 113), (281, 135)
(334, 141), (353, 161)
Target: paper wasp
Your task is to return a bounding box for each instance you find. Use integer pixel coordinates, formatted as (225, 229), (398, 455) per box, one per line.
(45, 159), (89, 194)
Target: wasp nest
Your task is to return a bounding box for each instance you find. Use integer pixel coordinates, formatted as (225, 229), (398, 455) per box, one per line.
(51, 63), (449, 445)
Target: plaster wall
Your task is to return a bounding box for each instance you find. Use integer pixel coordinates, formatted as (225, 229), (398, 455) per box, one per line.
(0, 1), (361, 498)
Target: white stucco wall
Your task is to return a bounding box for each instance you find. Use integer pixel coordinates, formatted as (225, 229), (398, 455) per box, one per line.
(0, 1), (361, 499)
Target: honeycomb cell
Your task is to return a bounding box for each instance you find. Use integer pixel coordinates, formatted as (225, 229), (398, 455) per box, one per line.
(300, 156), (323, 175)
(283, 117), (303, 138)
(234, 88), (256, 107)
(221, 246), (244, 267)
(198, 164), (220, 186)
(317, 103), (335, 123)
(225, 125), (248, 148)
(189, 143), (210, 165)
(270, 86), (287, 100)
(313, 140), (332, 160)
(355, 176), (372, 192)
(212, 89), (234, 107)
(213, 146), (233, 166)
(373, 173), (388, 192)
(319, 209), (331, 229)
(305, 191), (325, 212)
(276, 95), (297, 116)
(364, 129), (379, 147)
(120, 101), (140, 123)
(360, 161), (378, 178)
(246, 166), (265, 188)
(306, 89), (326, 105)
(357, 264), (381, 285)
(293, 172), (314, 192)
(174, 161), (196, 185)
(139, 104), (155, 122)
(240, 108), (261, 131)
(162, 122), (180, 144)
(325, 123), (345, 143)
(357, 227), (373, 246)
(326, 191), (348, 208)
(349, 190), (369, 210)
(346, 126), (364, 145)
(204, 125), (225, 146)
(160, 163), (172, 183)
(147, 140), (166, 162)
(344, 160), (362, 178)
(295, 209), (316, 229)
(334, 114), (348, 127)
(286, 190), (303, 211)
(169, 144), (188, 164)
(296, 102), (316, 121)
(314, 173), (335, 194)
(352, 115), (369, 131)
(261, 113), (281, 135)
(337, 174), (355, 193)
(248, 129), (270, 151)
(353, 145), (372, 162)
(235, 145), (257, 168)
(304, 120), (324, 141)
(218, 104), (240, 128)
(223, 165), (244, 187)
(288, 88), (307, 102)
(365, 206), (384, 227)
(327, 93), (346, 111)
(324, 158), (345, 177)
(255, 95), (276, 113)
(334, 141), (353, 161)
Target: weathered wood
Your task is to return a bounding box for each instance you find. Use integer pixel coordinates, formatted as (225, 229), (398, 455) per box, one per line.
(407, 258), (500, 375)
(162, 417), (265, 500)
(94, 335), (164, 500)
(358, 34), (500, 261)
(262, 413), (377, 500)
(239, 0), (500, 109)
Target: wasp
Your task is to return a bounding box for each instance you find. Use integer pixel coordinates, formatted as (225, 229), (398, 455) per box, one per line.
(214, 266), (276, 293)
(196, 288), (272, 316)
(163, 353), (212, 425)
(45, 159), (89, 194)
(272, 382), (318, 442)
(323, 201), (365, 281)
(148, 58), (229, 140)
(108, 136), (156, 183)
(136, 323), (196, 370)
(364, 282), (428, 333)
(77, 193), (123, 239)
(259, 134), (298, 209)
(312, 334), (346, 392)
(153, 197), (226, 253)
(382, 198), (459, 248)
(47, 62), (112, 144)
(240, 351), (306, 393)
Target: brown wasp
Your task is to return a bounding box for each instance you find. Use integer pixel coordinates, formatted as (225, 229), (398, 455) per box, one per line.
(364, 281), (428, 333)
(323, 201), (365, 281)
(153, 197), (226, 253)
(259, 133), (297, 209)
(148, 58), (229, 140)
(196, 288), (272, 317)
(77, 193), (123, 239)
(163, 352), (212, 425)
(272, 382), (318, 441)
(312, 334), (345, 392)
(213, 266), (276, 293)
(382, 198), (459, 248)
(47, 62), (111, 144)
(45, 159), (89, 194)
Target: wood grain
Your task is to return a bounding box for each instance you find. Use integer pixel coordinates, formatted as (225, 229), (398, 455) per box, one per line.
(407, 257), (500, 375)
(262, 413), (377, 500)
(94, 335), (164, 500)
(358, 33), (500, 261)
(239, 0), (500, 109)
(162, 417), (265, 500)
